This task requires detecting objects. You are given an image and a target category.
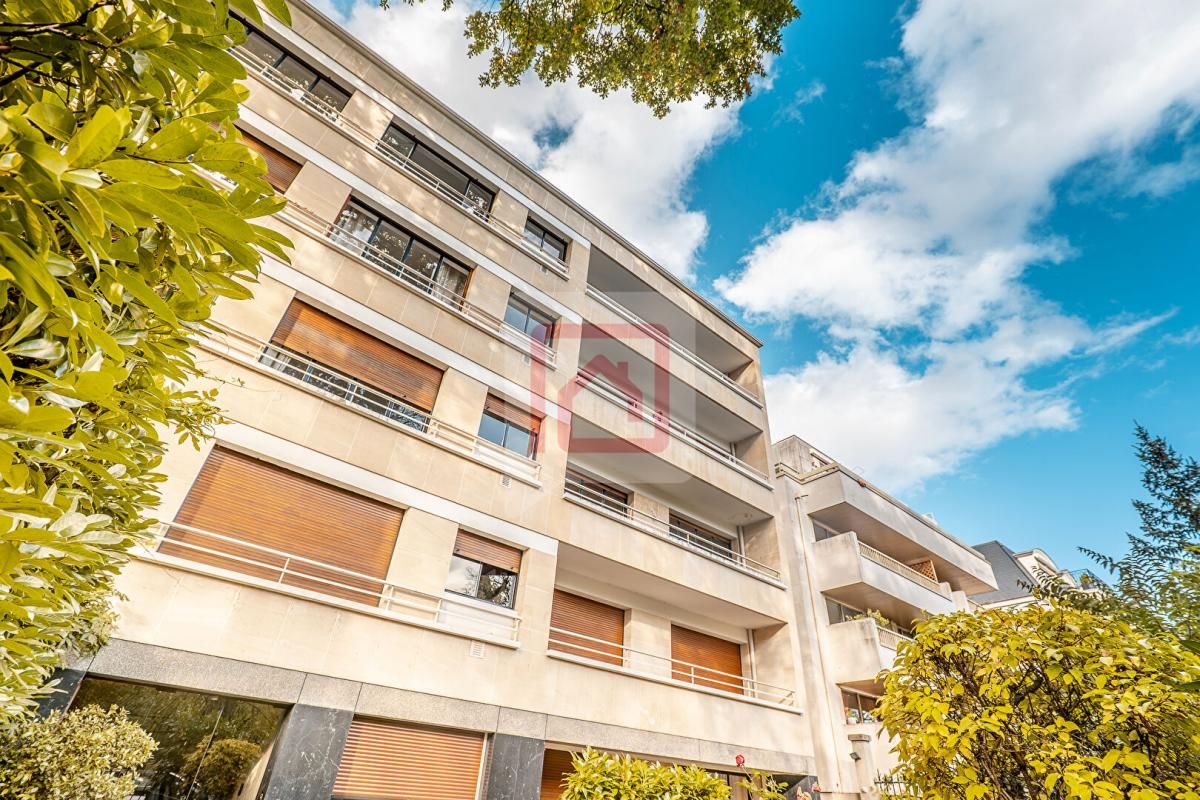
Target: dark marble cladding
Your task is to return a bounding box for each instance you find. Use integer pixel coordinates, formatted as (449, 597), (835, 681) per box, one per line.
(485, 734), (546, 800)
(35, 667), (87, 717)
(258, 704), (353, 800)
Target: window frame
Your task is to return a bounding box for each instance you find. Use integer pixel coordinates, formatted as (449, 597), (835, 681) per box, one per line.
(477, 409), (537, 458)
(668, 512), (736, 558)
(503, 293), (556, 346)
(238, 22), (351, 112)
(522, 217), (569, 263)
(564, 466), (630, 514)
(446, 553), (519, 609)
(378, 123), (496, 216)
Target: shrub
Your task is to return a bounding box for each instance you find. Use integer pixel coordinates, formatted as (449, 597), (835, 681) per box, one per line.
(179, 737), (264, 800)
(0, 704), (156, 800)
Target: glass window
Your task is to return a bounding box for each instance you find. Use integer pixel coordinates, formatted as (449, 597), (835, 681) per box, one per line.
(523, 218), (568, 262)
(275, 56), (318, 91)
(242, 30), (284, 67)
(668, 514), (734, 557)
(434, 260), (470, 299)
(448, 554), (517, 608)
(564, 467), (629, 514)
(379, 126), (417, 162)
(477, 411), (535, 457)
(371, 221), (411, 268)
(463, 183), (495, 216)
(310, 79), (350, 113)
(404, 239), (442, 280)
(504, 295), (555, 346)
(71, 677), (285, 800)
(842, 690), (880, 724)
(333, 203), (378, 248)
(411, 146), (471, 195)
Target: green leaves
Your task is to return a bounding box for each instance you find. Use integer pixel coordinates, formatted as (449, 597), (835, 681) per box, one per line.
(0, 0), (291, 719)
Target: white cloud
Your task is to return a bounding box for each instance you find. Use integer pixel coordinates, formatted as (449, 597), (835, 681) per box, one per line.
(719, 0), (1200, 489)
(318, 0), (739, 277)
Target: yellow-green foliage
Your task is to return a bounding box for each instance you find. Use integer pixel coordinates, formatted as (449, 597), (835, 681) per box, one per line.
(0, 704), (156, 800)
(562, 749), (734, 800)
(0, 0), (291, 717)
(878, 605), (1200, 800)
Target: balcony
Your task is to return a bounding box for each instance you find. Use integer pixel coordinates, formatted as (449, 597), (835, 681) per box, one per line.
(795, 464), (996, 595)
(574, 369), (770, 485)
(585, 286), (762, 409)
(200, 326), (542, 485)
(275, 203), (556, 367)
(234, 42), (571, 279)
(546, 627), (795, 708)
(826, 618), (912, 693)
(145, 521), (520, 644)
(813, 532), (955, 626)
(563, 476), (781, 583)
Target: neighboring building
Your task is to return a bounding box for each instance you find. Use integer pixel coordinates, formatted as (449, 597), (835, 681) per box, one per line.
(772, 437), (998, 793)
(42, 3), (816, 800)
(970, 541), (1090, 609)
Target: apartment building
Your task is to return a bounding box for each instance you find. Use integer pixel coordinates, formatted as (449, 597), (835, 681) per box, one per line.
(970, 541), (1092, 610)
(37, 3), (817, 800)
(772, 437), (998, 792)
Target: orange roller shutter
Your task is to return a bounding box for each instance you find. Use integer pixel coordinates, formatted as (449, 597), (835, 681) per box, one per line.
(238, 128), (302, 191)
(333, 719), (485, 800)
(540, 749), (576, 800)
(483, 395), (541, 436)
(549, 590), (625, 666)
(670, 625), (744, 695)
(271, 301), (443, 411)
(453, 531), (522, 573)
(160, 447), (402, 604)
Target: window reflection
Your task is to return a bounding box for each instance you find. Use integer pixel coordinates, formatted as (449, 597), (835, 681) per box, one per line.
(71, 677), (285, 800)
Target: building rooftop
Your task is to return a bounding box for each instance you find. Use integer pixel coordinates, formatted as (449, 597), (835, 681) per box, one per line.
(968, 540), (1040, 604)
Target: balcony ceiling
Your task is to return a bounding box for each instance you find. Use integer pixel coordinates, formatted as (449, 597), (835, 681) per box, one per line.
(568, 418), (772, 529)
(586, 249), (751, 375)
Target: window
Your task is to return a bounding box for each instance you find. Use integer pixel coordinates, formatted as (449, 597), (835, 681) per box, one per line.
(446, 531), (521, 608)
(522, 217), (568, 262)
(237, 128), (302, 192)
(825, 597), (911, 636)
(842, 689), (880, 724)
(670, 625), (744, 695)
(813, 522), (839, 541)
(237, 22), (350, 113)
(549, 589), (625, 665)
(378, 124), (495, 216)
(335, 719), (485, 800)
(668, 513), (735, 560)
(333, 201), (470, 303)
(478, 395), (539, 458)
(503, 294), (556, 346)
(564, 466), (629, 514)
(71, 677), (285, 800)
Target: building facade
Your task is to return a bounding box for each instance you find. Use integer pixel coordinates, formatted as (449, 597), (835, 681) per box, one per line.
(970, 541), (1091, 610)
(772, 437), (997, 791)
(38, 4), (997, 799)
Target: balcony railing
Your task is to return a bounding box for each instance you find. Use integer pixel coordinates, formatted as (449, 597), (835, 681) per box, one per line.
(276, 203), (556, 367)
(876, 626), (914, 651)
(563, 476), (782, 582)
(547, 627), (794, 706)
(147, 521), (520, 643)
(857, 540), (946, 595)
(575, 369), (770, 484)
(201, 326), (543, 484)
(586, 286), (762, 407)
(234, 44), (571, 279)
(231, 45), (344, 122)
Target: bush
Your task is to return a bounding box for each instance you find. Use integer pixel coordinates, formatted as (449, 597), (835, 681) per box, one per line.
(179, 737), (264, 800)
(0, 704), (156, 800)
(564, 750), (733, 800)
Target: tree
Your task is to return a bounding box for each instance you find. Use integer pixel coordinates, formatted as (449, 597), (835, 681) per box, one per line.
(877, 606), (1200, 800)
(1040, 425), (1200, 641)
(0, 704), (156, 800)
(178, 738), (264, 799)
(402, 0), (800, 116)
(0, 0), (289, 717)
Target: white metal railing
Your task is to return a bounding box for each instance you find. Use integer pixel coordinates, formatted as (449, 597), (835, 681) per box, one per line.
(231, 45), (344, 122)
(575, 369), (770, 483)
(857, 540), (947, 595)
(876, 626), (913, 651)
(563, 477), (781, 581)
(585, 286), (762, 407)
(201, 326), (543, 484)
(547, 626), (794, 706)
(235, 42), (570, 278)
(275, 203), (556, 367)
(148, 521), (520, 642)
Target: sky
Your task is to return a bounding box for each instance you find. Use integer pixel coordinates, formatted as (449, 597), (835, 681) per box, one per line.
(322, 0), (1200, 570)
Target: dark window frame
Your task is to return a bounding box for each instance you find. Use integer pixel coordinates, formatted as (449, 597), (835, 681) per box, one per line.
(842, 689), (880, 724)
(446, 553), (519, 609)
(477, 409), (537, 458)
(503, 293), (556, 346)
(378, 123), (496, 216)
(668, 512), (736, 557)
(334, 200), (471, 301)
(237, 21), (351, 113)
(521, 217), (569, 263)
(565, 466), (630, 514)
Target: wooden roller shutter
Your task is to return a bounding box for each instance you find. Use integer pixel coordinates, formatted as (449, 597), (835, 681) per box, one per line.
(670, 625), (744, 695)
(333, 719), (485, 800)
(453, 531), (522, 573)
(238, 128), (302, 191)
(160, 447), (402, 603)
(539, 749), (575, 800)
(272, 301), (443, 411)
(549, 590), (625, 666)
(483, 395), (541, 436)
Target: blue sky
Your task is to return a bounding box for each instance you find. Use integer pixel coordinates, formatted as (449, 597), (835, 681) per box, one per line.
(325, 0), (1200, 569)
